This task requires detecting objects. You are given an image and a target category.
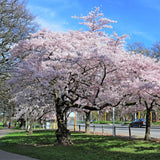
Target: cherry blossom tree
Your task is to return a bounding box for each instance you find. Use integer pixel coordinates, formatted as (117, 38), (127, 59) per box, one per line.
(9, 27), (132, 144)
(117, 52), (160, 140)
(9, 7), (160, 145)
(11, 85), (55, 134)
(72, 7), (117, 32)
(72, 7), (128, 133)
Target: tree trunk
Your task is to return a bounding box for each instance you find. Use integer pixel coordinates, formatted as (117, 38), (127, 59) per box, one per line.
(19, 118), (26, 129)
(63, 109), (68, 126)
(28, 120), (33, 135)
(85, 111), (90, 134)
(9, 105), (14, 127)
(3, 110), (5, 127)
(144, 108), (151, 140)
(55, 105), (73, 145)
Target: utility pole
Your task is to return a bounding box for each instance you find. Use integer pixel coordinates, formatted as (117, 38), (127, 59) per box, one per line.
(113, 107), (115, 136)
(105, 112), (107, 122)
(150, 111), (152, 123)
(74, 112), (76, 131)
(135, 108), (137, 120)
(138, 111), (140, 119)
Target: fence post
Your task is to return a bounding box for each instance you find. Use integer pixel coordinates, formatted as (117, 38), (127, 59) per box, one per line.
(129, 125), (131, 139)
(93, 125), (95, 135)
(102, 126), (104, 136)
(79, 125), (81, 132)
(74, 124), (76, 132)
(113, 126), (116, 136)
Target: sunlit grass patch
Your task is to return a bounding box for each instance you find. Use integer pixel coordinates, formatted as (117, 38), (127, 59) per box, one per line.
(0, 130), (160, 160)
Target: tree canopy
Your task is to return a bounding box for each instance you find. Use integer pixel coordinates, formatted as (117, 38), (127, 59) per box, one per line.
(8, 7), (160, 144)
(0, 0), (38, 64)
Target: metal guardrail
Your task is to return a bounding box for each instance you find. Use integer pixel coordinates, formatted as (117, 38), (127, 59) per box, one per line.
(31, 123), (160, 139)
(67, 123), (160, 139)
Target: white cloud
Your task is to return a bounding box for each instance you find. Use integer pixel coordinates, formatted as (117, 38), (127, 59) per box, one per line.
(35, 17), (68, 32)
(27, 4), (70, 32)
(27, 5), (56, 18)
(129, 31), (155, 44)
(26, 0), (82, 32)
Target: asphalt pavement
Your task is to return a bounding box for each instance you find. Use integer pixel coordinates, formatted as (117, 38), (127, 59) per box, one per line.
(0, 129), (38, 160)
(0, 149), (38, 160)
(67, 123), (160, 139)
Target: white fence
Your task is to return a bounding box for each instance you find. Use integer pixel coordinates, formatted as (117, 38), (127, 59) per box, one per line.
(32, 123), (160, 139)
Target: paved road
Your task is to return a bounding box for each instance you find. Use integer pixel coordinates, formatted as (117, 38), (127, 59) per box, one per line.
(0, 129), (38, 160)
(68, 123), (160, 139)
(0, 149), (38, 160)
(0, 128), (24, 138)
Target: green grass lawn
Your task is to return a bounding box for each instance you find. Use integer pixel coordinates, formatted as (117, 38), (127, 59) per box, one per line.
(152, 121), (160, 126)
(0, 123), (3, 129)
(91, 120), (129, 124)
(0, 130), (160, 160)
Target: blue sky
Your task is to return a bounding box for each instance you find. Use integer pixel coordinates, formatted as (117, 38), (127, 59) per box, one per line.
(26, 0), (160, 48)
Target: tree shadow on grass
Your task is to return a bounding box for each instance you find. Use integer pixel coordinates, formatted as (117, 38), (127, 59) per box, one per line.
(71, 132), (160, 159)
(0, 130), (160, 160)
(135, 146), (155, 151)
(72, 133), (135, 149)
(0, 130), (56, 146)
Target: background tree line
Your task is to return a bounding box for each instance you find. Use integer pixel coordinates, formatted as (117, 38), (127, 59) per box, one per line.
(126, 41), (160, 61)
(0, 0), (38, 125)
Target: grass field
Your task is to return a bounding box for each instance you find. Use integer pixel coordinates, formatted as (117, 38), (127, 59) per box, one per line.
(91, 120), (130, 124)
(0, 122), (4, 129)
(0, 130), (160, 160)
